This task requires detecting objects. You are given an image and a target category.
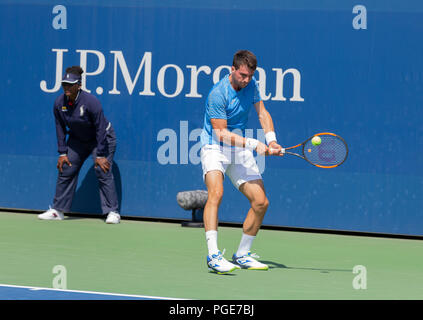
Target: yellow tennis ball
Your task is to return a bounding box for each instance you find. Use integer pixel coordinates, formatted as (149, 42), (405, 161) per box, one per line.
(311, 136), (321, 146)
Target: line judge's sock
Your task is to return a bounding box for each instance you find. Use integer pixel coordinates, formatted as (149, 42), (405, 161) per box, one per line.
(205, 230), (219, 256)
(236, 233), (256, 257)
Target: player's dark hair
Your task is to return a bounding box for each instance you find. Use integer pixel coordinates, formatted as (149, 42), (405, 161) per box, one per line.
(232, 50), (257, 71)
(65, 66), (84, 76)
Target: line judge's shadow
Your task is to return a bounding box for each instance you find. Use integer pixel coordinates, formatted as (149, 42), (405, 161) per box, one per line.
(69, 162), (122, 219)
(260, 261), (352, 273)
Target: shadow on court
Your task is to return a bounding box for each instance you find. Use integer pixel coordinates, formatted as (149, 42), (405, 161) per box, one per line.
(261, 261), (352, 273)
(208, 272), (237, 277)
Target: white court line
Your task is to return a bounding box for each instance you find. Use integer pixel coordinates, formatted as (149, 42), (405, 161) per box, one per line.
(0, 283), (187, 300)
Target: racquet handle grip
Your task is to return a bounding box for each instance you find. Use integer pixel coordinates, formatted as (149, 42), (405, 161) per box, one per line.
(269, 148), (285, 154)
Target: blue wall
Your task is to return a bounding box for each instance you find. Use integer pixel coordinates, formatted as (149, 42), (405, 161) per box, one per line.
(0, 0), (422, 235)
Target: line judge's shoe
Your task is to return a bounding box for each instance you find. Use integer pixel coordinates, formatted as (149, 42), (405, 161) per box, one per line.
(105, 211), (121, 224)
(232, 252), (269, 270)
(38, 207), (64, 221)
(207, 250), (240, 274)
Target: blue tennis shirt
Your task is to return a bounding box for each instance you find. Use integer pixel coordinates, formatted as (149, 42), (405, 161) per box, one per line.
(200, 74), (262, 147)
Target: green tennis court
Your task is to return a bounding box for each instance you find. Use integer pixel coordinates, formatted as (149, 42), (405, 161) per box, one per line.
(0, 211), (422, 300)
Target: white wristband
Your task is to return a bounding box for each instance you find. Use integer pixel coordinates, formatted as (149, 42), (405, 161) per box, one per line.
(245, 138), (259, 151)
(265, 131), (277, 144)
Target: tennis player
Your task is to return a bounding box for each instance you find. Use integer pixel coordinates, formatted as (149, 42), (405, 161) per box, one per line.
(38, 66), (120, 224)
(201, 50), (282, 273)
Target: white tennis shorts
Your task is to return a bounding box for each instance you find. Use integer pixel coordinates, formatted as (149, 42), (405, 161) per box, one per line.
(200, 144), (262, 189)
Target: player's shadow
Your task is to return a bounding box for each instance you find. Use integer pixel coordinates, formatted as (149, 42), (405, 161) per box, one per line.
(260, 261), (352, 273)
(70, 162), (122, 218)
(208, 272), (237, 277)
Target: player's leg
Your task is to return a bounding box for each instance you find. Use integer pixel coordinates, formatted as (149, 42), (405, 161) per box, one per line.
(91, 126), (120, 224)
(239, 179), (269, 236)
(53, 139), (88, 212)
(232, 179), (269, 270)
(201, 145), (226, 253)
(226, 149), (269, 270)
(201, 145), (239, 274)
(204, 171), (239, 273)
(203, 170), (223, 234)
(203, 170), (223, 255)
(39, 139), (87, 220)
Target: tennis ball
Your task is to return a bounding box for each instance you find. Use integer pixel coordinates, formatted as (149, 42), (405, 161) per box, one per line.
(311, 136), (321, 146)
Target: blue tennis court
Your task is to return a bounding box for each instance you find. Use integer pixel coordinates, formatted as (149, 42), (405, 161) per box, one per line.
(0, 284), (180, 300)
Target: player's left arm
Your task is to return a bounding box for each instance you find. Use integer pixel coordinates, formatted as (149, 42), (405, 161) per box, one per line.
(254, 100), (282, 155)
(89, 98), (111, 172)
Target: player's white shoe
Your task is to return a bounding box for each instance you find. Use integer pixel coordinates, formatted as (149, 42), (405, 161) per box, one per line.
(38, 207), (64, 221)
(106, 211), (121, 224)
(232, 252), (269, 270)
(207, 250), (240, 274)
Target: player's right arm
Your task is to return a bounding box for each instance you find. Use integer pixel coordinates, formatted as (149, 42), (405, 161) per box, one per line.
(210, 118), (268, 155)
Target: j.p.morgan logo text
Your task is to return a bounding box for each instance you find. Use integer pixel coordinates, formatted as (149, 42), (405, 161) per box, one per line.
(40, 49), (304, 102)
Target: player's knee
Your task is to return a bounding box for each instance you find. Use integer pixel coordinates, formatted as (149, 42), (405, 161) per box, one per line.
(94, 165), (113, 179)
(252, 197), (269, 214)
(207, 189), (223, 205)
(59, 165), (78, 178)
(94, 167), (105, 180)
(94, 165), (104, 175)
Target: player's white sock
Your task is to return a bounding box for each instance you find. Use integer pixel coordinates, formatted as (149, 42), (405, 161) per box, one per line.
(236, 233), (256, 257)
(205, 230), (219, 256)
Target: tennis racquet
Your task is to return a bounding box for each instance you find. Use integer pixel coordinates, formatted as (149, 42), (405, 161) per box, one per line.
(270, 132), (348, 168)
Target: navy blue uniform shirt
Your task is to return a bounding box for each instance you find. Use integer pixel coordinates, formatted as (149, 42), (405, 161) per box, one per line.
(53, 90), (111, 157)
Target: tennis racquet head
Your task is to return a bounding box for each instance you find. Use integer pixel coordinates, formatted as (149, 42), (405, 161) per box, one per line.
(275, 132), (348, 168)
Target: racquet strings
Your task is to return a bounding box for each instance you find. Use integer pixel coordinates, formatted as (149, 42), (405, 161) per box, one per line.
(303, 134), (348, 167)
